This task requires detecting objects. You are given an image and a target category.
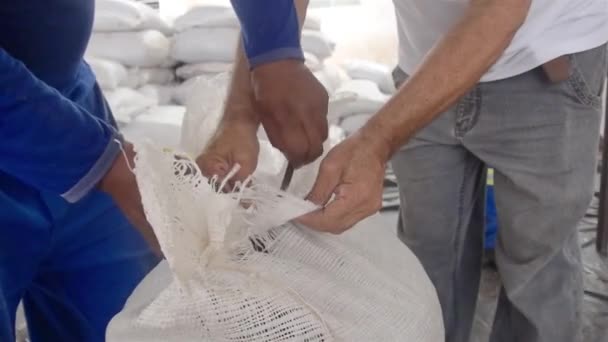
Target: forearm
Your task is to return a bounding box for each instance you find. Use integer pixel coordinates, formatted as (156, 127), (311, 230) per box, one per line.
(363, 0), (531, 159)
(224, 0), (309, 124)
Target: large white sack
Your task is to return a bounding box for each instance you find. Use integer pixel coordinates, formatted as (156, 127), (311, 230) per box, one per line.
(121, 106), (186, 148)
(87, 30), (171, 68)
(94, 0), (172, 35)
(179, 73), (232, 156)
(174, 5), (322, 32)
(107, 80), (443, 340)
(86, 58), (128, 90)
(328, 79), (389, 123)
(301, 30), (335, 61)
(171, 28), (239, 64)
(123, 68), (176, 88)
(105, 141), (444, 342)
(176, 62), (233, 80)
(138, 84), (176, 106)
(104, 87), (157, 124)
(343, 60), (396, 94)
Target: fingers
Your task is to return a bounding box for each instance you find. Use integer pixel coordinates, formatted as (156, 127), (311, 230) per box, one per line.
(298, 187), (382, 234)
(306, 158), (342, 206)
(261, 108), (311, 168)
(252, 62), (329, 168)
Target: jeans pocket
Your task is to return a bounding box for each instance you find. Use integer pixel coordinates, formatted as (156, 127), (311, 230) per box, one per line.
(565, 46), (607, 110)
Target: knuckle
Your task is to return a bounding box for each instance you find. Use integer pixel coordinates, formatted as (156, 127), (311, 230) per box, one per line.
(320, 159), (338, 174)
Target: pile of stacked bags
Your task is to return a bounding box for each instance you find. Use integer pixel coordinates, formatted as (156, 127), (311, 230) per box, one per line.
(85, 1), (400, 171)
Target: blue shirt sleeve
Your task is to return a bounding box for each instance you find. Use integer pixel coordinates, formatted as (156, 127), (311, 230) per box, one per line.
(0, 47), (121, 202)
(230, 0), (304, 68)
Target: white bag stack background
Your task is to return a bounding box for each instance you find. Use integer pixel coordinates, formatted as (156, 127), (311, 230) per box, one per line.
(86, 0), (179, 126)
(85, 1), (399, 161)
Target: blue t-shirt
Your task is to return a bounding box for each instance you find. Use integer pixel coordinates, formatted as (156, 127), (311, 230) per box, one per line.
(0, 0), (304, 202)
(0, 0), (120, 202)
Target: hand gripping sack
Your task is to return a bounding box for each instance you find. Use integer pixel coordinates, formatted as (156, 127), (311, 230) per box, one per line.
(106, 76), (444, 342)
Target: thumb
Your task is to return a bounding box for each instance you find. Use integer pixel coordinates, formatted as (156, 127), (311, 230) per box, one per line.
(197, 153), (230, 179)
(306, 159), (342, 207)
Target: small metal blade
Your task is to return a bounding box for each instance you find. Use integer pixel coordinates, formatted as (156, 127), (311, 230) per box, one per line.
(280, 164), (295, 191)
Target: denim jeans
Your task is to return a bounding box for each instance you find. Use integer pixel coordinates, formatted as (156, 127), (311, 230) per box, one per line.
(392, 45), (606, 342)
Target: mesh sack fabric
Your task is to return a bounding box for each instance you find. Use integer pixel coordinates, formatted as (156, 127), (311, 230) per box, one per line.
(106, 75), (444, 341)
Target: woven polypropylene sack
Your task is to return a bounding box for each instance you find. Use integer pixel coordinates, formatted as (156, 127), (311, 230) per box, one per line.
(106, 74), (444, 340)
(106, 142), (443, 342)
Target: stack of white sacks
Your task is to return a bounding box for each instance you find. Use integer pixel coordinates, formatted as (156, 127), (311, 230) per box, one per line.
(86, 0), (185, 147)
(169, 4), (397, 134)
(169, 4), (337, 105)
(85, 1), (398, 157)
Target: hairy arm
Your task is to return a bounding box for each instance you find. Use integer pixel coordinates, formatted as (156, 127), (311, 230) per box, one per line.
(362, 0), (532, 159)
(224, 0), (310, 123)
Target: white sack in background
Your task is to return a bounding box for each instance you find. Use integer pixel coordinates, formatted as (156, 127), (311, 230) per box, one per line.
(87, 58), (128, 90)
(104, 87), (157, 124)
(176, 62), (233, 80)
(121, 106), (186, 148)
(175, 55), (319, 80)
(172, 77), (199, 106)
(339, 113), (373, 135)
(123, 68), (176, 88)
(328, 80), (389, 123)
(138, 84), (176, 106)
(173, 5), (237, 32)
(107, 73), (443, 340)
(93, 0), (172, 35)
(171, 28), (239, 64)
(313, 61), (350, 95)
(304, 52), (321, 72)
(301, 30), (335, 61)
(87, 30), (171, 68)
(174, 5), (322, 32)
(343, 60), (396, 94)
(172, 73), (231, 106)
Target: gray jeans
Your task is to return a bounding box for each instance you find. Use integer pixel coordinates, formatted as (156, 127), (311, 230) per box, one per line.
(392, 45), (607, 342)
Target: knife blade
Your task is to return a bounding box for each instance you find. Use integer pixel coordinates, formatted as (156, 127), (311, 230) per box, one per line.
(280, 163), (295, 191)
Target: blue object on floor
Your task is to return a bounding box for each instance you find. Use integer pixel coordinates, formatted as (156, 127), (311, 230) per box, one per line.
(485, 169), (498, 250)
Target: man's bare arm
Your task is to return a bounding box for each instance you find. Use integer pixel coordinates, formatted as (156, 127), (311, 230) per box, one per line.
(362, 0), (532, 159)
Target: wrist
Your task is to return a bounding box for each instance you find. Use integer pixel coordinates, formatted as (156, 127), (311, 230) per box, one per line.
(99, 142), (136, 194)
(357, 121), (394, 163)
(222, 97), (261, 127)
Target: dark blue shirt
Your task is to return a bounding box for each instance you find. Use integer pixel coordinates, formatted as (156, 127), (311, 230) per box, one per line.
(0, 0), (120, 202)
(231, 0), (304, 68)
(0, 0), (303, 202)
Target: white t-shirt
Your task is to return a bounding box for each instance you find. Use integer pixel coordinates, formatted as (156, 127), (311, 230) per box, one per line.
(394, 0), (608, 82)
